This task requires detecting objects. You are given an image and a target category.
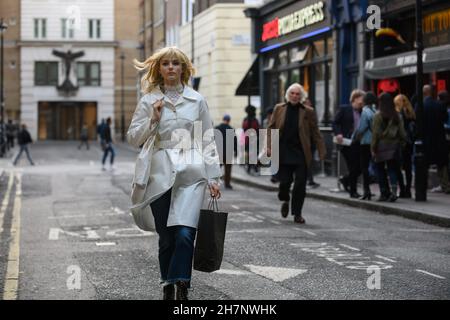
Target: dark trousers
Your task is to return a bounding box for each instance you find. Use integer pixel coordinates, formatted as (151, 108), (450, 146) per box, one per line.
(223, 164), (232, 187)
(375, 159), (400, 196)
(13, 144), (34, 165)
(150, 188), (196, 286)
(6, 135), (14, 149)
(341, 144), (362, 194)
(278, 163), (307, 216)
(360, 144), (372, 193)
(102, 143), (115, 165)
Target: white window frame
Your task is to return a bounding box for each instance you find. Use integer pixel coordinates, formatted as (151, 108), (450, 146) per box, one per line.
(34, 18), (47, 39)
(88, 19), (101, 39)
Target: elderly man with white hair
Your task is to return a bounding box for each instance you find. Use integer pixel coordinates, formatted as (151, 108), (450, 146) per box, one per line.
(266, 83), (326, 224)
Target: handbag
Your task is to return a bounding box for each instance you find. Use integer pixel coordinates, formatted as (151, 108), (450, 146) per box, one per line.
(374, 141), (400, 163)
(193, 197), (228, 273)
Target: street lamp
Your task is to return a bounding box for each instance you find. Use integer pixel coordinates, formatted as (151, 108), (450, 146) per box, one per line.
(120, 52), (125, 142)
(414, 0), (427, 201)
(0, 18), (8, 158)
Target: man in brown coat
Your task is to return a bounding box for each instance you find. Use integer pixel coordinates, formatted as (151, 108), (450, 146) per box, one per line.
(267, 83), (326, 223)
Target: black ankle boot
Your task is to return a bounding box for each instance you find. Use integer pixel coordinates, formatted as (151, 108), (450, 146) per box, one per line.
(176, 281), (189, 300)
(163, 284), (175, 300)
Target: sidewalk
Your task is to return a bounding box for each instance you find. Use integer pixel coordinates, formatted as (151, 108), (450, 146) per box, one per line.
(231, 165), (450, 228)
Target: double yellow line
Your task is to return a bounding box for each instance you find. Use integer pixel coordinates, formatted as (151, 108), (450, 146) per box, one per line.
(1, 172), (22, 300)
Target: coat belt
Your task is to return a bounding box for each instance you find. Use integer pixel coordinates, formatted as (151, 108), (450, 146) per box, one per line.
(155, 139), (199, 150)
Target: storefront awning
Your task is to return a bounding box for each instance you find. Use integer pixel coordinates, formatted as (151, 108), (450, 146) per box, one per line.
(365, 44), (450, 79)
(235, 56), (260, 96)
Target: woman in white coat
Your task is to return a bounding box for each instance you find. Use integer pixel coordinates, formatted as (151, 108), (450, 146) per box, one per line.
(128, 47), (222, 300)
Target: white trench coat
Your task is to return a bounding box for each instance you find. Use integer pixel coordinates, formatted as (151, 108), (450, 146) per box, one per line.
(127, 85), (221, 230)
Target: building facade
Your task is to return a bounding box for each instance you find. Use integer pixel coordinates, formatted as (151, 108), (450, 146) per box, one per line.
(179, 1), (255, 127)
(1, 0), (21, 121)
(364, 0), (450, 98)
(114, 0), (141, 140)
(20, 0), (115, 141)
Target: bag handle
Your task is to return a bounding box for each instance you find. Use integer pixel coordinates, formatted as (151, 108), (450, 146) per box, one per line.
(207, 197), (219, 212)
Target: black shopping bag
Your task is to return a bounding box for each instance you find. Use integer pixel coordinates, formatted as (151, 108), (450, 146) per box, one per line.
(193, 197), (228, 273)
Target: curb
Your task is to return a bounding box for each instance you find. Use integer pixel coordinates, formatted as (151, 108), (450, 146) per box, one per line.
(231, 175), (450, 228)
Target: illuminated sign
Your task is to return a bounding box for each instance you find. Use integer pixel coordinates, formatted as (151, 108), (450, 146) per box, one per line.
(423, 8), (450, 47)
(262, 1), (325, 42)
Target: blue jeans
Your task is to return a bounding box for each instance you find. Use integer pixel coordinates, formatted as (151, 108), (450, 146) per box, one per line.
(376, 159), (399, 196)
(102, 143), (115, 165)
(13, 144), (34, 165)
(150, 188), (196, 287)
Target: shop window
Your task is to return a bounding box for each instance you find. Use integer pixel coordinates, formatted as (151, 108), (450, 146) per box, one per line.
(327, 61), (334, 118)
(278, 50), (288, 66)
(314, 63), (326, 122)
(264, 57), (275, 70)
(313, 39), (325, 58)
(290, 45), (310, 63)
(326, 36), (333, 56)
(278, 71), (288, 102)
(291, 69), (300, 84)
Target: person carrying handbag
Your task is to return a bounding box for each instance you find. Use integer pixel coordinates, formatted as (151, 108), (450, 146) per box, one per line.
(371, 93), (407, 202)
(353, 92), (377, 200)
(128, 47), (222, 300)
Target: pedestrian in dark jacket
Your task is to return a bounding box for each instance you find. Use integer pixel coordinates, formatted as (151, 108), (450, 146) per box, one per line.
(394, 94), (416, 198)
(215, 114), (237, 189)
(372, 93), (407, 201)
(6, 120), (17, 149)
(333, 89), (365, 198)
(422, 85), (450, 193)
(13, 124), (35, 166)
(267, 83), (326, 224)
(101, 117), (115, 171)
(242, 105), (260, 176)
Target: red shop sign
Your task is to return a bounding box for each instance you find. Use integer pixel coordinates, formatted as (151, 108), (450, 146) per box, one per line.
(262, 18), (279, 42)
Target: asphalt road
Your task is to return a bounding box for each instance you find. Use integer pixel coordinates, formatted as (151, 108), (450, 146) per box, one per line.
(0, 142), (449, 300)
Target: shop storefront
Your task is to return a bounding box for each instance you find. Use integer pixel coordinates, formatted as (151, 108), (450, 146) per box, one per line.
(241, 0), (333, 125)
(365, 1), (450, 98)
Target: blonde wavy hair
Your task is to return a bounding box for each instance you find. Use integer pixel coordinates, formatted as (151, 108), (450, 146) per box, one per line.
(394, 94), (416, 120)
(133, 46), (195, 94)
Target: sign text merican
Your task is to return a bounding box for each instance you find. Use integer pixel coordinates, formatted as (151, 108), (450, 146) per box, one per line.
(262, 1), (325, 42)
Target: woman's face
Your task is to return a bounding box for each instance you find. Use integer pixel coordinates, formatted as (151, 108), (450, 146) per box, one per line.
(288, 87), (301, 104)
(160, 55), (182, 84)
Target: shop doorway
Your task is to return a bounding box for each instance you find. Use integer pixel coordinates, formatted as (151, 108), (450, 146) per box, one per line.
(38, 101), (97, 140)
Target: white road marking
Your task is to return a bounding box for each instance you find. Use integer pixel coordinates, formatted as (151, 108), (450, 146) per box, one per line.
(415, 269), (446, 279)
(231, 205), (240, 210)
(290, 242), (393, 270)
(295, 228), (316, 236)
(213, 269), (251, 275)
(244, 265), (307, 282)
(375, 255), (397, 263)
(95, 242), (117, 246)
(397, 229), (450, 233)
(339, 244), (360, 251)
(270, 220), (281, 225)
(254, 214), (266, 220)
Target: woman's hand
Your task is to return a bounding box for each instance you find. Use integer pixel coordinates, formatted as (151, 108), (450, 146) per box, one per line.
(151, 98), (164, 124)
(208, 182), (221, 199)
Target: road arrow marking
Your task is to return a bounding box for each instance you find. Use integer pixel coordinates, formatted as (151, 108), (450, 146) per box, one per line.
(213, 269), (251, 275)
(244, 265), (307, 282)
